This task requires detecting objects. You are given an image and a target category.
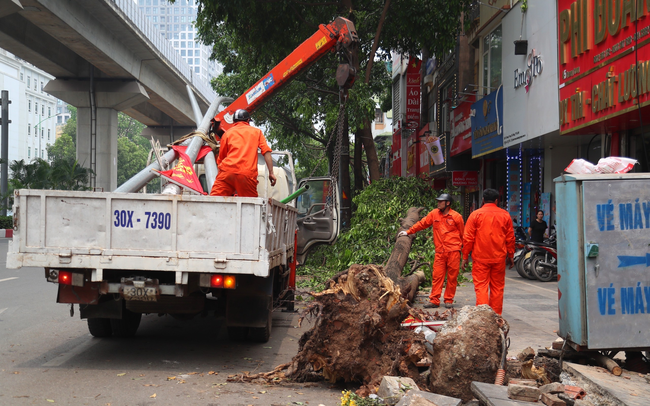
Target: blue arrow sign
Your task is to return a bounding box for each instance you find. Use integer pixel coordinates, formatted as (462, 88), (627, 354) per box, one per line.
(617, 253), (650, 268)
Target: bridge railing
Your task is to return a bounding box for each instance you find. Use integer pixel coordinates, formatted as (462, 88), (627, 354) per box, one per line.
(110, 0), (217, 103)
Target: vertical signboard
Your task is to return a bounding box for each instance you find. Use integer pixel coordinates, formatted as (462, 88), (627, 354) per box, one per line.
(405, 130), (418, 177)
(449, 96), (474, 156)
(558, 0), (650, 135)
(405, 57), (422, 130)
(471, 86), (504, 157)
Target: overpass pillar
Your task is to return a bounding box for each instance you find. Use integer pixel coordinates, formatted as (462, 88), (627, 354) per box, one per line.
(44, 79), (149, 191)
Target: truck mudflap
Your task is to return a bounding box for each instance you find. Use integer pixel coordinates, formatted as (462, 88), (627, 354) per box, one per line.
(226, 273), (273, 328)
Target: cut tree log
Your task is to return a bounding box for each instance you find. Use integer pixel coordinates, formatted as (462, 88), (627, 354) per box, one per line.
(386, 207), (427, 302)
(590, 352), (622, 376)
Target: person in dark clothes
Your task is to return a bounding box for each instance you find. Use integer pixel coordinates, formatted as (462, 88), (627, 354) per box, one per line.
(528, 210), (548, 243)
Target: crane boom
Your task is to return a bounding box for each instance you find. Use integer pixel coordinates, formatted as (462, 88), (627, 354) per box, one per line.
(211, 17), (358, 137)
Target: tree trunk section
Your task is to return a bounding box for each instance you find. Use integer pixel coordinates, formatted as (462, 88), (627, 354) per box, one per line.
(340, 114), (352, 229)
(359, 123), (381, 182)
(354, 132), (363, 192)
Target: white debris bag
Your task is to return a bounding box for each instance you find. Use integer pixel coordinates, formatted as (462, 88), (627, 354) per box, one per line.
(564, 157), (637, 174)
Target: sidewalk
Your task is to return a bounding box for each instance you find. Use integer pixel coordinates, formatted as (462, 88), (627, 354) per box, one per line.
(415, 267), (559, 355)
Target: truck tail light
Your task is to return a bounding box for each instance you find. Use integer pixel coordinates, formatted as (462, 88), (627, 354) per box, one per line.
(224, 275), (236, 289)
(58, 271), (73, 285)
(210, 275), (224, 288)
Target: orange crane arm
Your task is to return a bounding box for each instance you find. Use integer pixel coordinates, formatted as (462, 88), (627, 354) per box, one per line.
(211, 17), (358, 137)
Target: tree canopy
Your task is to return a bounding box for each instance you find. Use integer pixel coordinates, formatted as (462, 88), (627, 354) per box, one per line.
(194, 0), (468, 182)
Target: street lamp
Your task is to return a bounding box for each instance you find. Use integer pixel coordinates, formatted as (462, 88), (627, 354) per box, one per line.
(33, 113), (61, 161)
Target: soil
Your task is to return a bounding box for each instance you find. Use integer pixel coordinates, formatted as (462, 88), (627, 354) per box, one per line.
(427, 305), (507, 402)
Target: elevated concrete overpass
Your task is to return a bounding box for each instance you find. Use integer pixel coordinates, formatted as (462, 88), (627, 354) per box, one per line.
(0, 0), (218, 191)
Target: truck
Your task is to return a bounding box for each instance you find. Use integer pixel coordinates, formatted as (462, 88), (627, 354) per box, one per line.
(6, 17), (359, 343)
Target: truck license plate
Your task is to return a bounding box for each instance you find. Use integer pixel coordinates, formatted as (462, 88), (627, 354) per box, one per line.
(123, 286), (158, 301)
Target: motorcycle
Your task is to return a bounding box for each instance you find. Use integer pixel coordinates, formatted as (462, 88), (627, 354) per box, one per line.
(523, 229), (557, 282)
(514, 239), (535, 279)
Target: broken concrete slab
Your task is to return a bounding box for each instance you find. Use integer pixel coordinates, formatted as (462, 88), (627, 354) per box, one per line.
(378, 376), (420, 405)
(395, 389), (462, 406)
(540, 392), (565, 406)
(508, 384), (540, 402)
(517, 347), (536, 362)
(509, 379), (538, 387)
(539, 382), (565, 394)
(471, 381), (541, 406)
(563, 362), (650, 406)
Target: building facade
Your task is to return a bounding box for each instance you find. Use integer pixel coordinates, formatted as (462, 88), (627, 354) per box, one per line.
(0, 50), (63, 164)
(136, 0), (221, 83)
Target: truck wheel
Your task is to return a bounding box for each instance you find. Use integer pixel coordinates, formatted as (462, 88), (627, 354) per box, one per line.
(250, 307), (272, 343)
(227, 326), (249, 341)
(87, 318), (112, 338)
(110, 310), (142, 338)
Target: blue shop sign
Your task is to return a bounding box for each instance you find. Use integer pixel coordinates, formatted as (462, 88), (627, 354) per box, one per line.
(471, 85), (504, 158)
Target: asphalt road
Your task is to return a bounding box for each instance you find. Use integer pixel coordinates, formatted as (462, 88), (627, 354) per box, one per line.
(0, 237), (560, 406)
(0, 239), (341, 406)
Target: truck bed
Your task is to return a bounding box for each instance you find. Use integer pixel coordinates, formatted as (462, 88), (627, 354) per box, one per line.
(7, 190), (297, 279)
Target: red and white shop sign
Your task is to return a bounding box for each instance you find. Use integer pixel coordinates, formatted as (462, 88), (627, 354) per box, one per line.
(452, 171), (478, 187)
(449, 96), (474, 156)
(558, 0), (650, 135)
(405, 57), (421, 129)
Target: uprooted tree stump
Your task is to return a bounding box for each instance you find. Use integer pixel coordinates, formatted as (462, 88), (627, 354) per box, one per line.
(229, 207), (505, 400)
(427, 305), (508, 402)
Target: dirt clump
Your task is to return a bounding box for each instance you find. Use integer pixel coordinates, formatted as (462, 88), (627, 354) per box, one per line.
(427, 305), (507, 402)
(285, 264), (440, 395)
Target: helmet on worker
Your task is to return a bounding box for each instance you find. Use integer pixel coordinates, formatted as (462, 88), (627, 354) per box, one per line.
(436, 193), (453, 203)
(233, 109), (251, 122)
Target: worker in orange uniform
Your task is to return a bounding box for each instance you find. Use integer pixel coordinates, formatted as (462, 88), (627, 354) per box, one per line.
(210, 109), (277, 197)
(461, 188), (515, 315)
(398, 194), (464, 309)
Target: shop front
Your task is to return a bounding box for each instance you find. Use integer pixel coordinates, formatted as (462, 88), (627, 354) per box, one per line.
(501, 0), (560, 229)
(558, 0), (650, 172)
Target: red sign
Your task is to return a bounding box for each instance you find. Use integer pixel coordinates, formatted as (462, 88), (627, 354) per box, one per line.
(558, 0), (650, 135)
(156, 146), (207, 194)
(391, 129), (402, 177)
(449, 96), (474, 156)
(452, 171), (478, 187)
(405, 130), (417, 177)
(405, 57), (422, 128)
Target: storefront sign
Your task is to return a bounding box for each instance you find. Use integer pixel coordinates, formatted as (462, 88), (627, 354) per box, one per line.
(558, 0), (650, 135)
(405, 57), (422, 129)
(471, 85), (504, 157)
(450, 96), (474, 156)
(452, 171), (478, 186)
(405, 130), (418, 177)
(503, 1), (559, 148)
(514, 50), (543, 92)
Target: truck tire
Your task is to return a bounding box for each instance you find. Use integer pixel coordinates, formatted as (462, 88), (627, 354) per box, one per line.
(250, 307), (272, 343)
(227, 326), (249, 341)
(87, 318), (113, 338)
(110, 310), (142, 338)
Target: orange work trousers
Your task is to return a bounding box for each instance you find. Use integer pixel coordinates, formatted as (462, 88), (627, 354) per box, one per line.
(471, 260), (506, 315)
(210, 171), (258, 197)
(429, 251), (461, 305)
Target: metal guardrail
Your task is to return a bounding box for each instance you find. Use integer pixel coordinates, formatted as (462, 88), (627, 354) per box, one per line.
(110, 0), (217, 103)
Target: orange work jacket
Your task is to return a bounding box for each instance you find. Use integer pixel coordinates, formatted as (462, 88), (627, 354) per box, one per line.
(407, 208), (464, 253)
(217, 122), (272, 177)
(462, 203), (515, 263)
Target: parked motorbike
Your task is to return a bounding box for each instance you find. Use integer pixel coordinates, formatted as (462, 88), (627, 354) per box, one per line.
(523, 229), (557, 282)
(514, 239), (534, 279)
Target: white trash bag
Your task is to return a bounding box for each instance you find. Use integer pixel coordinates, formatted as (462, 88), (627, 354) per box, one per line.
(565, 157), (637, 175)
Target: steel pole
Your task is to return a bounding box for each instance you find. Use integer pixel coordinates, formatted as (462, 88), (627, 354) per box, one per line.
(0, 91), (10, 216)
(114, 96), (232, 193)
